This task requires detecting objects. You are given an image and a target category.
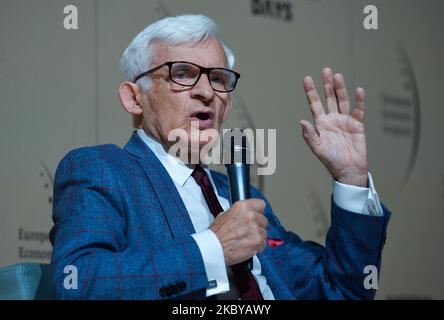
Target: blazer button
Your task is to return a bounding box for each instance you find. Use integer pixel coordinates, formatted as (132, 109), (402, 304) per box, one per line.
(166, 285), (175, 296)
(172, 284), (181, 295)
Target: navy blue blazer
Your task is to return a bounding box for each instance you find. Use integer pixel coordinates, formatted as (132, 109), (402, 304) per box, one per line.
(50, 132), (391, 299)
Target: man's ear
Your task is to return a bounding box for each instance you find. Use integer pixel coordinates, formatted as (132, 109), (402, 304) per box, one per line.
(118, 81), (144, 116)
(222, 95), (232, 122)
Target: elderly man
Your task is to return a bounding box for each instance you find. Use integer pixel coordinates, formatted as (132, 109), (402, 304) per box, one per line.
(50, 14), (390, 300)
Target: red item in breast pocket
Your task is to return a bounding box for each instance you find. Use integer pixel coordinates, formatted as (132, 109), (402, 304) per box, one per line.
(267, 238), (284, 249)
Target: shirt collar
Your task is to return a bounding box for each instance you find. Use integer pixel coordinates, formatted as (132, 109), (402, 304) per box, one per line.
(137, 129), (197, 187)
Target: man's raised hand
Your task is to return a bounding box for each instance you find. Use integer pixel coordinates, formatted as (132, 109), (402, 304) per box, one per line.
(300, 67), (368, 187)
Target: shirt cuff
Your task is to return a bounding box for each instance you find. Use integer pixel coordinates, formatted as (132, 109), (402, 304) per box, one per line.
(191, 229), (230, 296)
(333, 172), (384, 216)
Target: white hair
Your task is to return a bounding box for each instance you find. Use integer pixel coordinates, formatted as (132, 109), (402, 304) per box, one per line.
(120, 14), (236, 91)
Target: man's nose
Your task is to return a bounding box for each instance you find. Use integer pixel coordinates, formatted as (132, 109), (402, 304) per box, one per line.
(190, 73), (215, 103)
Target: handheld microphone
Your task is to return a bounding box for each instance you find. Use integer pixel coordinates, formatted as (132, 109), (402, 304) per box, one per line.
(224, 129), (253, 272)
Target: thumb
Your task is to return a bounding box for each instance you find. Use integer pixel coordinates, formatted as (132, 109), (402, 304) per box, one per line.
(300, 120), (321, 151)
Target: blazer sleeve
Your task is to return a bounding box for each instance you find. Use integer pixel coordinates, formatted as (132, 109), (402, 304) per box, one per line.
(50, 148), (208, 300)
(252, 186), (391, 300)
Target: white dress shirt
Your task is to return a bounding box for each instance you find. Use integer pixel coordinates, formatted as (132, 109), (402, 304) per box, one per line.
(137, 129), (383, 300)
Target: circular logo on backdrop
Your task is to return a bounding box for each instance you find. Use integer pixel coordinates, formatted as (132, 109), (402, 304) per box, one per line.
(380, 43), (421, 188)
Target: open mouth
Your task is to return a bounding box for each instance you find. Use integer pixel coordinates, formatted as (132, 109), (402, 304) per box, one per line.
(190, 111), (214, 128)
(194, 112), (210, 121)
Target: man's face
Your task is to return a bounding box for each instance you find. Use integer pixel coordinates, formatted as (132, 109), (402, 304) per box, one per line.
(139, 37), (232, 156)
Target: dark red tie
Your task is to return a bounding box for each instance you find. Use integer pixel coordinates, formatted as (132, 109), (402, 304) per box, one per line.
(191, 165), (264, 300)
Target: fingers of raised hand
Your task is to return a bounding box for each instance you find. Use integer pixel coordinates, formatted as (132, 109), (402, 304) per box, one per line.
(333, 73), (351, 115)
(322, 67), (338, 113)
(300, 120), (321, 152)
(303, 76), (325, 120)
(351, 87), (366, 122)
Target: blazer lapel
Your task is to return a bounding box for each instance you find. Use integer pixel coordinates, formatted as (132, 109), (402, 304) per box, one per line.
(124, 131), (196, 239)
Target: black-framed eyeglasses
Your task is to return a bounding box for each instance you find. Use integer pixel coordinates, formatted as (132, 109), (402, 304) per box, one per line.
(133, 61), (240, 93)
